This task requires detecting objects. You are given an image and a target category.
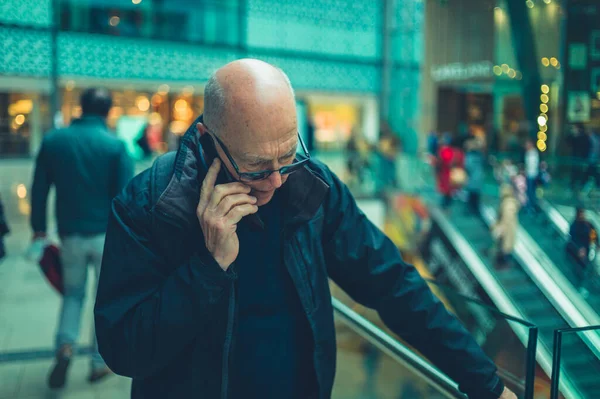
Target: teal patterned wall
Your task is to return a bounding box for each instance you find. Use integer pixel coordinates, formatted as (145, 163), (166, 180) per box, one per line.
(1, 0), (423, 126)
(247, 0), (382, 59)
(0, 0), (51, 27)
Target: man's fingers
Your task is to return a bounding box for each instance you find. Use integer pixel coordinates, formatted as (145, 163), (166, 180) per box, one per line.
(208, 182), (252, 210)
(198, 159), (221, 211)
(217, 194), (257, 216)
(225, 203), (259, 225)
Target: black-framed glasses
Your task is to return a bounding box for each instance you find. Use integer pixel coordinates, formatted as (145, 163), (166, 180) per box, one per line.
(209, 130), (311, 182)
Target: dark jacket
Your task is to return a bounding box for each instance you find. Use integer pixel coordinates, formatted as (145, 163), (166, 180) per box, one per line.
(31, 116), (134, 236)
(94, 122), (504, 399)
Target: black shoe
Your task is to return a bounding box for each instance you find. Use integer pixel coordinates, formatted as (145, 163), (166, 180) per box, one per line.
(48, 348), (72, 389)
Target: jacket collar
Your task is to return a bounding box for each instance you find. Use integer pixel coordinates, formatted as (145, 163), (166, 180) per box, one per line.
(153, 116), (329, 231)
(70, 115), (107, 127)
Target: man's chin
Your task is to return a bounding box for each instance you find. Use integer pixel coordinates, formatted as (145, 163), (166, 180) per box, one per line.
(253, 190), (275, 206)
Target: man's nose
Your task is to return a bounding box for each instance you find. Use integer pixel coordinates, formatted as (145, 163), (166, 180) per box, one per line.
(268, 171), (283, 189)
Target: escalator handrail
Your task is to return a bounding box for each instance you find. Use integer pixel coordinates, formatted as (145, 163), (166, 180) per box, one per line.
(480, 204), (600, 356)
(332, 297), (467, 399)
(428, 206), (571, 398)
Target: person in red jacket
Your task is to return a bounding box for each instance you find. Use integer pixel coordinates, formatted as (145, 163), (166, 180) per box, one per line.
(436, 135), (465, 208)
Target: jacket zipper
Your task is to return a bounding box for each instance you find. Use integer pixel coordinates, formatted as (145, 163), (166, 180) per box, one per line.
(221, 282), (236, 399)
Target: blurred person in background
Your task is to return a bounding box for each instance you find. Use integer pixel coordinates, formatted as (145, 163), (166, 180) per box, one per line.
(376, 133), (399, 192)
(582, 129), (600, 196)
(94, 59), (516, 399)
(566, 208), (598, 295)
(436, 133), (465, 209)
(567, 123), (590, 193)
(492, 184), (520, 269)
(30, 88), (134, 389)
(427, 131), (439, 157)
(0, 194), (8, 262)
(464, 138), (485, 214)
(523, 139), (539, 214)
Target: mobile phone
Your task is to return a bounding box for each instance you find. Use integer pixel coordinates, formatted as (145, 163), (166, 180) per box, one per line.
(198, 125), (264, 229)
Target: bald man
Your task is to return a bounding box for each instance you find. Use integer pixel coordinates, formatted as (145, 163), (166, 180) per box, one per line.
(95, 59), (515, 399)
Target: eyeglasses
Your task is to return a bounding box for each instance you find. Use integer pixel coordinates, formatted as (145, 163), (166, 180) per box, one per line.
(208, 128), (311, 182)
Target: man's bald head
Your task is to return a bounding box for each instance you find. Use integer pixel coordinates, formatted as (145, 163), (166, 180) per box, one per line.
(203, 59), (296, 137)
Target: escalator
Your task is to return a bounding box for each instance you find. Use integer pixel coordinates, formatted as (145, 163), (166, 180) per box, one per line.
(332, 298), (467, 399)
(420, 198), (600, 399)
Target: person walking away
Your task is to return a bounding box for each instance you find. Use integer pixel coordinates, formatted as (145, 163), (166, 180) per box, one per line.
(30, 88), (134, 388)
(566, 208), (599, 296)
(464, 138), (485, 214)
(582, 129), (600, 196)
(0, 194), (9, 262)
(524, 140), (539, 214)
(567, 124), (591, 193)
(492, 184), (520, 268)
(436, 135), (465, 209)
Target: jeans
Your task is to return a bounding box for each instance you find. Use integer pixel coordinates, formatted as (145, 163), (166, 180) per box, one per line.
(56, 234), (106, 370)
(526, 177), (537, 211)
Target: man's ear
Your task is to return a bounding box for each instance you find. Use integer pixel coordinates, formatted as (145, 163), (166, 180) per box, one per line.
(196, 123), (208, 136)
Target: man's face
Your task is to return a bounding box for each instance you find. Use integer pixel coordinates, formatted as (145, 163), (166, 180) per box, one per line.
(215, 127), (298, 206)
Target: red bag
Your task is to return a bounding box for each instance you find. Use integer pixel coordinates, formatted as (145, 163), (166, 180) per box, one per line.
(38, 244), (64, 295)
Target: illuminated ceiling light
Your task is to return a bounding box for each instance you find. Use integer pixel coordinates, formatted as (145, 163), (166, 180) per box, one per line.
(526, 0), (535, 9)
(15, 114), (25, 125)
(538, 131), (547, 141)
(538, 115), (547, 126)
(542, 57), (550, 67)
(493, 65), (502, 76)
(182, 85), (195, 95)
(132, 0), (142, 4)
(516, 71), (523, 80)
(157, 84), (170, 94)
(540, 124), (547, 132)
(543, 0), (551, 4)
(65, 80), (75, 91)
(537, 140), (547, 152)
(109, 16), (120, 27)
(597, 92), (600, 100)
(501, 64), (510, 73)
(555, 62), (560, 69)
(550, 57), (558, 66)
(494, 6), (501, 11)
(541, 84), (550, 94)
(541, 94), (549, 103)
(540, 104), (549, 113)
(174, 99), (188, 112)
(17, 184), (27, 199)
(136, 96), (150, 112)
(508, 69), (516, 78)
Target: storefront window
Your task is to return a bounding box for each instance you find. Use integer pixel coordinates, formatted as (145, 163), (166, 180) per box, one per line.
(309, 103), (361, 151)
(59, 84), (204, 156)
(59, 0), (241, 47)
(0, 93), (40, 156)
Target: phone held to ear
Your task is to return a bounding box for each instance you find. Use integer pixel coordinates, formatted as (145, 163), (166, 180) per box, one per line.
(198, 133), (264, 230)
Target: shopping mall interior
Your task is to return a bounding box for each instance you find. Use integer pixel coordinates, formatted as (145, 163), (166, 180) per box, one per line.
(1, 0), (600, 398)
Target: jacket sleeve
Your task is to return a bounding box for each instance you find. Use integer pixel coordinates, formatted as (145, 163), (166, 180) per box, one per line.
(30, 138), (52, 233)
(94, 192), (236, 379)
(322, 169), (504, 399)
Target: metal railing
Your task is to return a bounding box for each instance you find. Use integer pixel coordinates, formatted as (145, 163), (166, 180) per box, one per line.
(551, 325), (600, 399)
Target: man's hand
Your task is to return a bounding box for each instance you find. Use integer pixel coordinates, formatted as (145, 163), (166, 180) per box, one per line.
(197, 159), (258, 270)
(499, 386), (517, 399)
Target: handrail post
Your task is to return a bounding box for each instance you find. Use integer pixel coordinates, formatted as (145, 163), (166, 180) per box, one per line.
(550, 329), (563, 399)
(524, 327), (538, 399)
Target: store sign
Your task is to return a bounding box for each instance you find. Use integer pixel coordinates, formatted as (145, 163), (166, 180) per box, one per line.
(431, 61), (493, 82)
